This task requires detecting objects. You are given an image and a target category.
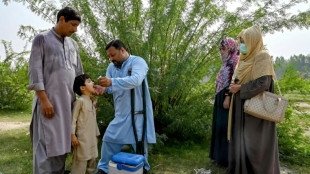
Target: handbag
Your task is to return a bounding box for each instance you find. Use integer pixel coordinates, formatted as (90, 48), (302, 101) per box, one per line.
(244, 78), (288, 123)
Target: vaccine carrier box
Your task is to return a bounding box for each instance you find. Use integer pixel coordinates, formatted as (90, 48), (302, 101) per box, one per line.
(108, 152), (145, 174)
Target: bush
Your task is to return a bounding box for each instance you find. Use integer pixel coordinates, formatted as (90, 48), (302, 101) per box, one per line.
(276, 64), (310, 165)
(157, 82), (215, 142)
(277, 106), (310, 165)
(0, 61), (32, 110)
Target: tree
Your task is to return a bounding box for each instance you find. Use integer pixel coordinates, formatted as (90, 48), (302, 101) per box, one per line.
(0, 40), (32, 110)
(274, 54), (310, 79)
(2, 0), (310, 141)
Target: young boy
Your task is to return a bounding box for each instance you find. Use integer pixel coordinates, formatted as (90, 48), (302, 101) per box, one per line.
(71, 74), (100, 174)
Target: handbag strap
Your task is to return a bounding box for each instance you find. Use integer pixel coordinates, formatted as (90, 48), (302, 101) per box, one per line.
(274, 75), (282, 96)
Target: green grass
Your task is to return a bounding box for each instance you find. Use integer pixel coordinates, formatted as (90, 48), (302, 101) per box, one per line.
(0, 126), (224, 174)
(284, 93), (310, 103)
(0, 110), (32, 173)
(1, 127), (309, 174)
(281, 162), (310, 174)
(1, 107), (310, 174)
(0, 127), (32, 173)
(0, 109), (31, 122)
(285, 93), (310, 134)
(148, 143), (226, 174)
(0, 127), (73, 174)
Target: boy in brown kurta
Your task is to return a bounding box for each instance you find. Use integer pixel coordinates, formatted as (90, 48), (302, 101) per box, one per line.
(71, 74), (100, 174)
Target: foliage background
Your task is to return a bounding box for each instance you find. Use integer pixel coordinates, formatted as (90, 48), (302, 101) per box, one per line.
(0, 40), (32, 110)
(1, 0), (310, 166)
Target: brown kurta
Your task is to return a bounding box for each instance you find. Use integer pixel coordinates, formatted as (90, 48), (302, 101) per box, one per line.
(71, 95), (100, 161)
(228, 75), (280, 174)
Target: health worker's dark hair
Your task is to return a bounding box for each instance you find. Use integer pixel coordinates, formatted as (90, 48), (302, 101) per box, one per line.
(105, 39), (127, 51)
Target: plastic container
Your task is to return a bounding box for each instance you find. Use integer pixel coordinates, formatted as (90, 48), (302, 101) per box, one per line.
(108, 152), (145, 174)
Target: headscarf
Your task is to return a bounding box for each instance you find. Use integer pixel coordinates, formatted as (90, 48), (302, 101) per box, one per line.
(215, 37), (239, 94)
(233, 26), (276, 84)
(227, 26), (276, 141)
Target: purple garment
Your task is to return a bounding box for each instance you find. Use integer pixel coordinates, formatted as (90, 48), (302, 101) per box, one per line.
(27, 28), (83, 157)
(215, 38), (239, 94)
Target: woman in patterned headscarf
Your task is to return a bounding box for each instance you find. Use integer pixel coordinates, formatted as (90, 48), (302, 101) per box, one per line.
(228, 26), (280, 174)
(209, 37), (239, 167)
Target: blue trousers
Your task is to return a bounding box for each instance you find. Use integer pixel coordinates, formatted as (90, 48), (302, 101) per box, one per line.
(97, 141), (150, 173)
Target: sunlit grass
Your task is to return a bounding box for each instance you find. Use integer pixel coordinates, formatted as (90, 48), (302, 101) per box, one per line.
(148, 142), (226, 174)
(0, 99), (310, 174)
(0, 109), (31, 122)
(0, 127), (32, 174)
(284, 93), (310, 103)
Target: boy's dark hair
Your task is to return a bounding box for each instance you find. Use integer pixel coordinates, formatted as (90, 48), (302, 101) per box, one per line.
(105, 39), (127, 51)
(73, 74), (90, 96)
(57, 7), (81, 23)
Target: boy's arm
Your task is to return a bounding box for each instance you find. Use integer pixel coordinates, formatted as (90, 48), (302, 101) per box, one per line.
(71, 134), (79, 147)
(71, 99), (82, 146)
(96, 125), (100, 137)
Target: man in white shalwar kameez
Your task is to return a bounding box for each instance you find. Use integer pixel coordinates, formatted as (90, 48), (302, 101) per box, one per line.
(97, 40), (156, 174)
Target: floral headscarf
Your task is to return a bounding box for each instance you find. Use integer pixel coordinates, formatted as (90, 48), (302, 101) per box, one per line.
(215, 37), (239, 94)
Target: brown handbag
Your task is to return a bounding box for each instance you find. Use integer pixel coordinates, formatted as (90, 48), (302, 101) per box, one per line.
(244, 78), (288, 123)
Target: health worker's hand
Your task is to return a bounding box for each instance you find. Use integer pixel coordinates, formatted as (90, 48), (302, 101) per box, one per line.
(93, 85), (106, 95)
(98, 76), (112, 87)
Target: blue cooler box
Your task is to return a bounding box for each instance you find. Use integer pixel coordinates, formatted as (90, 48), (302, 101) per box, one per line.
(108, 152), (145, 174)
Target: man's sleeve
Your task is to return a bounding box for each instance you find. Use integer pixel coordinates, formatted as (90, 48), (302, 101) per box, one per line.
(26, 35), (45, 91)
(110, 58), (148, 92)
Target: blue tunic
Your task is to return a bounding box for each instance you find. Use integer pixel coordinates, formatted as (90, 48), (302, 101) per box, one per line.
(103, 55), (156, 144)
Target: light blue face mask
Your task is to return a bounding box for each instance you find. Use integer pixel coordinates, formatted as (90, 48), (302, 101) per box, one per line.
(239, 43), (247, 54)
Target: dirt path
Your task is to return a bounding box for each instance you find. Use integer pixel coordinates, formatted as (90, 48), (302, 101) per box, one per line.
(0, 122), (29, 131)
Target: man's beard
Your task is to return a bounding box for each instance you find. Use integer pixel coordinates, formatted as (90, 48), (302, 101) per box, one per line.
(113, 60), (123, 68)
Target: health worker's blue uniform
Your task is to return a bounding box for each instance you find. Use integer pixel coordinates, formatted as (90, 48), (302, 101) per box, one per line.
(97, 55), (156, 173)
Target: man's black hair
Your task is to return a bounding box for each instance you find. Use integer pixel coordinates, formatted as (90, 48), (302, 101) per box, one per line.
(73, 74), (90, 96)
(105, 39), (127, 51)
(57, 7), (81, 23)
